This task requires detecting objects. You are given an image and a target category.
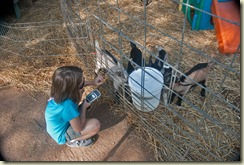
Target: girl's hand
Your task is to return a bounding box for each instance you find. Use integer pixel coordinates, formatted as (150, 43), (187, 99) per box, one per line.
(81, 99), (91, 110)
(79, 88), (85, 98)
(94, 75), (104, 86)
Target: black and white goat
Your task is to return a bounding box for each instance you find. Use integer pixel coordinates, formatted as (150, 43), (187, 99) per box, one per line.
(95, 40), (119, 74)
(95, 40), (127, 93)
(148, 45), (168, 74)
(127, 41), (144, 75)
(170, 61), (215, 106)
(95, 40), (148, 103)
(149, 48), (164, 70)
(147, 45), (178, 105)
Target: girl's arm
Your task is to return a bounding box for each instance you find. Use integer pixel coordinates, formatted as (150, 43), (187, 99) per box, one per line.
(69, 100), (90, 132)
(84, 75), (104, 87)
(78, 100), (90, 130)
(70, 75), (104, 132)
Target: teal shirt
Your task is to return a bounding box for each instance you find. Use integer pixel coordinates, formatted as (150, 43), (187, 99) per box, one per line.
(45, 98), (80, 144)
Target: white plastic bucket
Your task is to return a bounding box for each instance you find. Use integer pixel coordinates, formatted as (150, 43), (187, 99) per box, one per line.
(128, 67), (164, 112)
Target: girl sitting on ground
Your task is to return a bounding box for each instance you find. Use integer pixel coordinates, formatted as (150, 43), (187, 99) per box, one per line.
(45, 66), (104, 147)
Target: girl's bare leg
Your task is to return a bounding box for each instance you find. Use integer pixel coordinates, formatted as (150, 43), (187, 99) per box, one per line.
(74, 118), (100, 141)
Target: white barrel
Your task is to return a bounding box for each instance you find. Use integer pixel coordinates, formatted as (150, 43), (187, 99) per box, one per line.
(128, 67), (164, 112)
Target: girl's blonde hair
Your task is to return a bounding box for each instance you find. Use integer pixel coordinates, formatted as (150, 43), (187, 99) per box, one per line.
(51, 66), (83, 104)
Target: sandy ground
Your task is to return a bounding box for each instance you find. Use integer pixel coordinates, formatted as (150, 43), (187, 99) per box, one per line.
(0, 86), (156, 161)
(0, 0), (157, 161)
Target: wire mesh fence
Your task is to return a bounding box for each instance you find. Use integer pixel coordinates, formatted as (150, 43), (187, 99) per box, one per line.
(0, 21), (75, 57)
(0, 0), (240, 161)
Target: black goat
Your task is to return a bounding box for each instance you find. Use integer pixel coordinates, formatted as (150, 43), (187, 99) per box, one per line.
(147, 45), (178, 88)
(148, 45), (168, 74)
(149, 48), (167, 71)
(148, 46), (178, 105)
(127, 41), (144, 75)
(170, 61), (215, 106)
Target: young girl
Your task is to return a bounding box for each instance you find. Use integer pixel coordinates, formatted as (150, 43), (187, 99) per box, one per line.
(45, 66), (104, 147)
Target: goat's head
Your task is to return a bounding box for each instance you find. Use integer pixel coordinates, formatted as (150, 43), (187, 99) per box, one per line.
(110, 66), (127, 91)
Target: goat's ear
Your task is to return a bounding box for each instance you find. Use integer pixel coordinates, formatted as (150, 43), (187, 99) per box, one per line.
(95, 40), (102, 56)
(164, 53), (168, 62)
(130, 41), (137, 49)
(148, 55), (152, 65)
(155, 45), (160, 57)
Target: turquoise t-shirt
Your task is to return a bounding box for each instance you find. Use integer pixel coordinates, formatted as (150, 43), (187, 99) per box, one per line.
(45, 98), (80, 144)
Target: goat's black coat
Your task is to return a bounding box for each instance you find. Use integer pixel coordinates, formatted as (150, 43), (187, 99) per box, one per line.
(147, 48), (176, 87)
(180, 63), (208, 83)
(170, 62), (212, 106)
(127, 41), (143, 75)
(163, 67), (179, 87)
(149, 49), (166, 71)
(101, 49), (118, 64)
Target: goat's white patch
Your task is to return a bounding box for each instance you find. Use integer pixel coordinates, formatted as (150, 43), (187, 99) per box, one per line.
(94, 40), (127, 93)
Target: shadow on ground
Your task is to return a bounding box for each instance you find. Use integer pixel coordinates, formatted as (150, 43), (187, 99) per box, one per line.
(0, 86), (156, 161)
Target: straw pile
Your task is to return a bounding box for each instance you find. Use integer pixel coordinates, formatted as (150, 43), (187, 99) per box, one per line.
(0, 0), (240, 161)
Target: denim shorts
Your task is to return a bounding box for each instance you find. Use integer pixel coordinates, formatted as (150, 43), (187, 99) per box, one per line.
(65, 126), (81, 142)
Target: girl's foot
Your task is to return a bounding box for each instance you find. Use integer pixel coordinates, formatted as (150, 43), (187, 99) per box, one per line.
(66, 137), (95, 147)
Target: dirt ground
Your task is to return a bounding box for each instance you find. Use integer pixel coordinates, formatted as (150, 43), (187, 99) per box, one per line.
(0, 0), (158, 161)
(0, 86), (156, 161)
(1, 0), (240, 161)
